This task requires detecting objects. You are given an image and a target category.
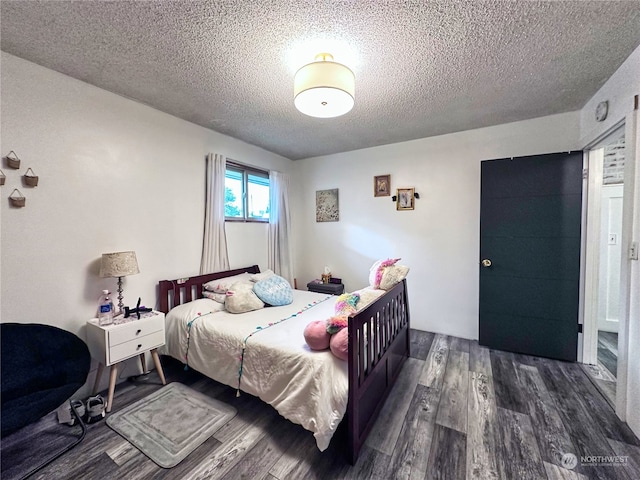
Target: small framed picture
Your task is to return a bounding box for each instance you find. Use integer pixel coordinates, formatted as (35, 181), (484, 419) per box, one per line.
(396, 188), (415, 210)
(374, 174), (391, 197)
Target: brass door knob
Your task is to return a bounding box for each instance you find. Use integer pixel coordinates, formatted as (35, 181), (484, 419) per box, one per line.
(481, 259), (492, 268)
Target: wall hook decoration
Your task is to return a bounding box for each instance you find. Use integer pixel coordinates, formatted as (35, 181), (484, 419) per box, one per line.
(0, 169), (5, 186)
(23, 167), (39, 187)
(9, 188), (26, 207)
(3, 151), (21, 169)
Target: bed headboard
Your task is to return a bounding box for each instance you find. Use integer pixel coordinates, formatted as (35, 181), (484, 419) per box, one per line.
(158, 265), (260, 313)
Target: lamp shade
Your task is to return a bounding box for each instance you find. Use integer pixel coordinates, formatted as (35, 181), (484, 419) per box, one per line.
(100, 251), (140, 278)
(294, 53), (355, 118)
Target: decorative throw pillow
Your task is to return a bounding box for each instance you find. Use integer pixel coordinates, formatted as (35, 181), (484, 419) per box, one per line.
(202, 291), (226, 303)
(330, 328), (349, 361)
(253, 275), (293, 306)
(303, 320), (331, 351)
(379, 265), (410, 290)
(368, 258), (400, 289)
(225, 282), (264, 314)
(250, 269), (275, 282)
(203, 273), (253, 293)
(352, 287), (386, 312)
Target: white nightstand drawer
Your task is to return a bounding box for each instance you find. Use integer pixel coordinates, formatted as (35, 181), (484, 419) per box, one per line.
(108, 315), (163, 347)
(108, 329), (165, 364)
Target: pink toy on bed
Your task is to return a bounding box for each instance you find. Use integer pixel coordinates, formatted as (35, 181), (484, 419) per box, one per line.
(303, 292), (360, 358)
(326, 316), (348, 335)
(326, 292), (360, 334)
(303, 320), (331, 350)
(330, 328), (349, 361)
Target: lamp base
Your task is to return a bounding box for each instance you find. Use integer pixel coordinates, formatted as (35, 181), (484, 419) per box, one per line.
(116, 277), (125, 314)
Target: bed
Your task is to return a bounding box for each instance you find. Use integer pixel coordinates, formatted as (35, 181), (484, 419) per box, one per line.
(158, 265), (410, 464)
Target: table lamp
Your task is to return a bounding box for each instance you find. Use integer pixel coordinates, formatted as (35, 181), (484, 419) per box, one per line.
(99, 251), (140, 314)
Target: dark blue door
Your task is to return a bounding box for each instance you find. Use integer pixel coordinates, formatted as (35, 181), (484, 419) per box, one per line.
(479, 152), (583, 361)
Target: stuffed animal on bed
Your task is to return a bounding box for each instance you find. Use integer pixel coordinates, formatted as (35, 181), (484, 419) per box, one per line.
(303, 292), (359, 361)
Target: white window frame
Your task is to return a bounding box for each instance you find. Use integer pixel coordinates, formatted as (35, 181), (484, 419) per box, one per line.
(224, 161), (270, 222)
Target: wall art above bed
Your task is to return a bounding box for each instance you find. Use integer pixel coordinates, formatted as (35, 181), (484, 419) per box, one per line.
(316, 188), (339, 222)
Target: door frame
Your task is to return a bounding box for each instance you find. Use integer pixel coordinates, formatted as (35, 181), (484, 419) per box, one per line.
(582, 146), (604, 365)
(582, 112), (637, 421)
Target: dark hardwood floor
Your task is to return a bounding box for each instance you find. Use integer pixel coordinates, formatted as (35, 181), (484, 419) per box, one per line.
(2, 329), (639, 480)
(582, 331), (619, 408)
(598, 331), (618, 378)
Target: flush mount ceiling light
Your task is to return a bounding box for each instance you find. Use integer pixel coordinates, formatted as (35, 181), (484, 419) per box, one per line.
(294, 53), (355, 118)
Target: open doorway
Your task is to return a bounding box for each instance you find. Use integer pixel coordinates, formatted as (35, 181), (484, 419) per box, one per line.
(584, 127), (625, 406)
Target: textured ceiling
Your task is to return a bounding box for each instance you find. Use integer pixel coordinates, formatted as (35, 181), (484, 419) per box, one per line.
(2, 1), (640, 160)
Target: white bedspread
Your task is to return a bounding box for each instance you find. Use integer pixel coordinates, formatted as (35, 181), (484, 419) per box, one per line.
(161, 290), (348, 451)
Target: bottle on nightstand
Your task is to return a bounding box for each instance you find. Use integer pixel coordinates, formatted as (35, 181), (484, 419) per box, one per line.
(97, 290), (115, 326)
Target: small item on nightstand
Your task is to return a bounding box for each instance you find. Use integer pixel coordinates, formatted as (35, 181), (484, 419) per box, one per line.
(321, 266), (332, 284)
(124, 297), (152, 319)
(98, 290), (115, 326)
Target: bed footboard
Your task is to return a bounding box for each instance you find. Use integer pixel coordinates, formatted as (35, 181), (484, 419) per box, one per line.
(347, 278), (410, 464)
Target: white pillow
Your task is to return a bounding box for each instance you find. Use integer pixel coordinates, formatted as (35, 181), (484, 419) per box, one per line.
(352, 287), (386, 312)
(225, 282), (265, 314)
(250, 269), (275, 282)
(368, 258), (409, 290)
(166, 298), (225, 324)
(379, 265), (410, 290)
(368, 258), (400, 287)
(202, 291), (226, 303)
(203, 272), (253, 293)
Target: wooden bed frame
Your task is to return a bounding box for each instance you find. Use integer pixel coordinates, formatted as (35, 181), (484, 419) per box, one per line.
(158, 265), (410, 465)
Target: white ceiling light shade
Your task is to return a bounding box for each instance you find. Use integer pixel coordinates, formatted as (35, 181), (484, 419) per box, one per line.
(294, 53), (355, 118)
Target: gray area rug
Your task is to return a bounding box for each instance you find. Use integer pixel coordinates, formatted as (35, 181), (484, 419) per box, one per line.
(107, 382), (236, 468)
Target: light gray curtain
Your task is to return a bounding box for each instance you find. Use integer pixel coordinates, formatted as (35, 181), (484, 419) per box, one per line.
(200, 153), (230, 274)
(268, 171), (294, 285)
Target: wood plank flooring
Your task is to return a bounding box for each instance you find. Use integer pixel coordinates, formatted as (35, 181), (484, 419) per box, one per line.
(583, 330), (619, 412)
(2, 329), (639, 480)
(597, 331), (618, 378)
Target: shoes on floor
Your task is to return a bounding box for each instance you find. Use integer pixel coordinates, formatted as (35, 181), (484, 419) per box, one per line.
(56, 399), (86, 426)
(69, 399), (86, 425)
(85, 395), (106, 424)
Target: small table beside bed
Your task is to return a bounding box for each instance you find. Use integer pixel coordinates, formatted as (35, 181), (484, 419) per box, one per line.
(158, 265), (410, 464)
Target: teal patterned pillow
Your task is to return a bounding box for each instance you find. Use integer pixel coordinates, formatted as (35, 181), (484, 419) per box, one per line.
(253, 275), (293, 306)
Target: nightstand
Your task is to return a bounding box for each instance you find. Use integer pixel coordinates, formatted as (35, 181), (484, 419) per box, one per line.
(86, 311), (167, 412)
(307, 280), (345, 295)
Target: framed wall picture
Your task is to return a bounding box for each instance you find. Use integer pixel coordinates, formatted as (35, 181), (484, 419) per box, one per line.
(396, 188), (415, 210)
(374, 174), (391, 197)
(316, 188), (339, 222)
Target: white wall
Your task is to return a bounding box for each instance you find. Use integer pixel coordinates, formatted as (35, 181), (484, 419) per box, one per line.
(292, 112), (581, 339)
(0, 53), (291, 388)
(578, 43), (640, 438)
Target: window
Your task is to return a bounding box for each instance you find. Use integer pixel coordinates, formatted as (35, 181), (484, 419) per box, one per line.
(225, 162), (270, 221)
